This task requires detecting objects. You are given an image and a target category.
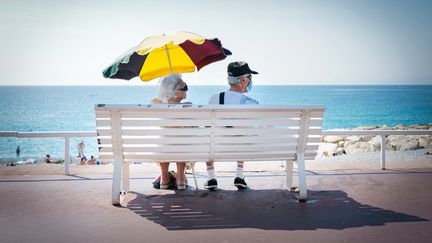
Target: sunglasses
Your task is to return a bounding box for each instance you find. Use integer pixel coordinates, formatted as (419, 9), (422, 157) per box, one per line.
(178, 83), (188, 91)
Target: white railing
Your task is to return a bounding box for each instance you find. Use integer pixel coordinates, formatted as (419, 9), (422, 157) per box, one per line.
(1, 129), (431, 174)
(321, 130), (432, 170)
(0, 131), (97, 175)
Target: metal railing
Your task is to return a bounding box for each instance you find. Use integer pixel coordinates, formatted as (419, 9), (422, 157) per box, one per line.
(0, 131), (97, 174)
(1, 129), (431, 174)
(321, 130), (432, 169)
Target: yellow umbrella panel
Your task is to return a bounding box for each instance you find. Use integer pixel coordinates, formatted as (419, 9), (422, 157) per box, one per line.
(139, 42), (196, 81)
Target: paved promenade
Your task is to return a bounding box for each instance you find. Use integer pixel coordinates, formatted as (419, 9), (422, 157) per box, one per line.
(0, 161), (431, 243)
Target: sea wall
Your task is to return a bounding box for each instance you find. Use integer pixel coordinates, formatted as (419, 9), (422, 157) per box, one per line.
(318, 124), (432, 156)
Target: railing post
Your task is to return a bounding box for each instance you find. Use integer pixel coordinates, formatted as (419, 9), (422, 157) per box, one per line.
(64, 136), (70, 175)
(380, 134), (386, 170)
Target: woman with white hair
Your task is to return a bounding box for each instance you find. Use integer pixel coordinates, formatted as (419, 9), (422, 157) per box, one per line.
(151, 73), (190, 190)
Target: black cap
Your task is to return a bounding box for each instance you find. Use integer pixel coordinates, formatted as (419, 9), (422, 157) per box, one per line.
(227, 61), (258, 77)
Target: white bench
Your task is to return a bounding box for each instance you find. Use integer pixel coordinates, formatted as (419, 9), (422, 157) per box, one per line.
(95, 104), (325, 205)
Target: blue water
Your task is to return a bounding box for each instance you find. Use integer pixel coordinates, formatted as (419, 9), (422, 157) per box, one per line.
(0, 85), (431, 161)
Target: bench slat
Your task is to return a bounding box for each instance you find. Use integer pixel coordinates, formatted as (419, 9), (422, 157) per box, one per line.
(307, 136), (321, 143)
(215, 144), (297, 152)
(214, 119), (300, 127)
(123, 145), (210, 153)
(122, 128), (210, 136)
(95, 111), (111, 118)
(214, 136), (298, 144)
(213, 127), (298, 136)
(214, 111), (324, 119)
(121, 111), (211, 119)
(97, 120), (323, 130)
(214, 127), (322, 136)
(96, 119), (113, 127)
(121, 119), (211, 127)
(97, 128), (211, 136)
(309, 119), (323, 127)
(99, 144), (320, 154)
(213, 152), (317, 161)
(99, 137), (320, 147)
(96, 128), (322, 137)
(215, 111), (301, 119)
(96, 104), (325, 112)
(98, 155), (319, 162)
(121, 153), (301, 161)
(123, 154), (213, 161)
(99, 137), (210, 145)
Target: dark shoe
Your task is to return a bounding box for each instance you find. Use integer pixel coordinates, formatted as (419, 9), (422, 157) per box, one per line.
(234, 177), (247, 189)
(204, 179), (218, 190)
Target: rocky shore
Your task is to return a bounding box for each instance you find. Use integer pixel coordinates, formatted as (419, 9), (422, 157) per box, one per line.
(318, 124), (432, 156)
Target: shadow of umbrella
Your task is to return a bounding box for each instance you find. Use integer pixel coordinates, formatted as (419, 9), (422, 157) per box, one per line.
(125, 189), (428, 231)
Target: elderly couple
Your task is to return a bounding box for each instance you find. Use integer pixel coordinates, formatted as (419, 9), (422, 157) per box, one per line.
(153, 61), (259, 191)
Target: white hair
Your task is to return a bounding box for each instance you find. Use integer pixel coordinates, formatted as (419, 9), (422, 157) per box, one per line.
(227, 74), (249, 85)
(158, 74), (183, 102)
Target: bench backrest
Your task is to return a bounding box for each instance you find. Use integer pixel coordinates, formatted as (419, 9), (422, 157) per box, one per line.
(95, 104), (325, 163)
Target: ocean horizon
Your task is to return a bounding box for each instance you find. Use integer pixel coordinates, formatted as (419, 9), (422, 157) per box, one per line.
(0, 85), (431, 161)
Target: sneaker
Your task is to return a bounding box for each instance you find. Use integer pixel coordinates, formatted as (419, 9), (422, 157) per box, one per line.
(234, 177), (247, 189)
(177, 184), (187, 190)
(204, 179), (218, 190)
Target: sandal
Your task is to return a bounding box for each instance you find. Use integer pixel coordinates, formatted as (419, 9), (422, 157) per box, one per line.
(160, 184), (170, 189)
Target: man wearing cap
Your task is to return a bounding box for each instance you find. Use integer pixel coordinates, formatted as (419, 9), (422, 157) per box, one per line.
(205, 61), (259, 190)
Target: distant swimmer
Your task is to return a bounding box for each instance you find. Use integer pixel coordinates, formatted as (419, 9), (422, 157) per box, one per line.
(16, 146), (21, 157)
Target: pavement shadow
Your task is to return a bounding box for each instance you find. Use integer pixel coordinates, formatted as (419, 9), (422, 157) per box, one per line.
(126, 189), (428, 230)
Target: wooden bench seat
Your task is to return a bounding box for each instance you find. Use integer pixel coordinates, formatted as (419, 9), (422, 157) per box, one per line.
(95, 104), (325, 205)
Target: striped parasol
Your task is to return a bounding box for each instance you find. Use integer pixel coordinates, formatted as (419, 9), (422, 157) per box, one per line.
(103, 31), (232, 81)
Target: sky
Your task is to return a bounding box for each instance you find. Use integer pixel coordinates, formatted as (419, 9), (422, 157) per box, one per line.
(0, 0), (431, 86)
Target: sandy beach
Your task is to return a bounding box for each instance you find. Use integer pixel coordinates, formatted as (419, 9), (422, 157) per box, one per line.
(1, 148), (431, 176)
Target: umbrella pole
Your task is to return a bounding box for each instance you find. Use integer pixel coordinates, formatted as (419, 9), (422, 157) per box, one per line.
(164, 44), (173, 74)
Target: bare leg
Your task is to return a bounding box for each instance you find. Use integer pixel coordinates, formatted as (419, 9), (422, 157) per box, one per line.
(176, 162), (186, 186)
(160, 162), (170, 185)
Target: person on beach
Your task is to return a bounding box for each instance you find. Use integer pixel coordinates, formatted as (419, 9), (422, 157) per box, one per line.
(44, 154), (53, 163)
(77, 140), (85, 157)
(87, 155), (96, 165)
(16, 146), (20, 157)
(151, 74), (190, 190)
(205, 61), (259, 190)
(79, 156), (86, 165)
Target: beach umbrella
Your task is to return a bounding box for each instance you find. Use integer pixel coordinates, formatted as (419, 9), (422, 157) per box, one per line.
(103, 31), (232, 81)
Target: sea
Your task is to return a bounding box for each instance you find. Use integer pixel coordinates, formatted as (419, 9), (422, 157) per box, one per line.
(0, 85), (431, 162)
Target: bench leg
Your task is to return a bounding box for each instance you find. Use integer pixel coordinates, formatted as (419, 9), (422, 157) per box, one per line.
(121, 161), (130, 193)
(112, 157), (122, 205)
(285, 160), (293, 190)
(297, 153), (307, 202)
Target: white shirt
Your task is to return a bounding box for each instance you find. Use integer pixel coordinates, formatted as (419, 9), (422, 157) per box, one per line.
(208, 91), (259, 105)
